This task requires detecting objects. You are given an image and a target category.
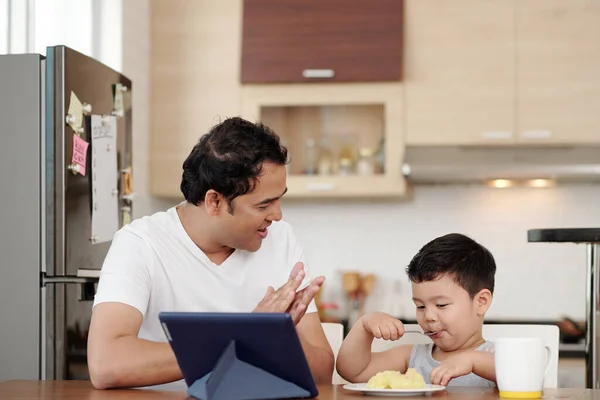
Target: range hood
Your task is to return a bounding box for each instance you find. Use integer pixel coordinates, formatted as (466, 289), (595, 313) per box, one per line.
(402, 145), (600, 184)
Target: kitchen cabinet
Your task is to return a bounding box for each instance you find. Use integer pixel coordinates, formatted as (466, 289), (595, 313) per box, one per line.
(404, 0), (515, 146)
(241, 0), (404, 83)
(405, 0), (600, 146)
(149, 0), (600, 199)
(241, 83), (407, 198)
(150, 0), (243, 197)
(516, 0), (600, 145)
(150, 0), (407, 199)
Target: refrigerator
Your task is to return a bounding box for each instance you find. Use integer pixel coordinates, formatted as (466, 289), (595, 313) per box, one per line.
(0, 46), (133, 381)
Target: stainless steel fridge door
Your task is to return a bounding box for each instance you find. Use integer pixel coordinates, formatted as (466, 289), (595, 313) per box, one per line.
(45, 46), (132, 379)
(41, 277), (98, 380)
(0, 54), (45, 381)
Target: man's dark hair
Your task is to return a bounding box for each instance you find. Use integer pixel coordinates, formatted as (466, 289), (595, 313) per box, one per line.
(180, 117), (288, 209)
(406, 233), (496, 297)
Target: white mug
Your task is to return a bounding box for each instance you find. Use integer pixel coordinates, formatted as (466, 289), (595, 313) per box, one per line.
(494, 338), (551, 399)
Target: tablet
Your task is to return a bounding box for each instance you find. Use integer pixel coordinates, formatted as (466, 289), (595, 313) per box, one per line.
(158, 312), (318, 398)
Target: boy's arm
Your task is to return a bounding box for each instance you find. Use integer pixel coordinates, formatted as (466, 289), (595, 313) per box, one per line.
(430, 350), (496, 386)
(471, 351), (496, 382)
(336, 316), (411, 383)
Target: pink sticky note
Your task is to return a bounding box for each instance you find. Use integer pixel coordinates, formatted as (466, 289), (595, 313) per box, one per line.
(72, 134), (89, 176)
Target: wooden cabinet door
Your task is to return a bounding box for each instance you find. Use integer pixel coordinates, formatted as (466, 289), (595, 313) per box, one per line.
(516, 0), (600, 145)
(404, 0), (515, 146)
(150, 0), (242, 197)
(241, 0), (403, 83)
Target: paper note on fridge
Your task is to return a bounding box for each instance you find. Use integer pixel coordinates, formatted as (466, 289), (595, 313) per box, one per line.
(90, 115), (119, 244)
(72, 134), (88, 176)
(67, 91), (83, 131)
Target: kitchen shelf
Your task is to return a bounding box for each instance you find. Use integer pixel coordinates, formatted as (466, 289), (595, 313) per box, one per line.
(241, 83), (407, 199)
(285, 175), (406, 199)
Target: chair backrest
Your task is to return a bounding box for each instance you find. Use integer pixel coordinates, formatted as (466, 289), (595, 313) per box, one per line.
(483, 324), (559, 388)
(372, 324), (559, 388)
(321, 322), (349, 384)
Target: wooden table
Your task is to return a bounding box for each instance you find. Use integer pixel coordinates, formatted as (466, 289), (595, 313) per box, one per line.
(1, 381), (600, 399)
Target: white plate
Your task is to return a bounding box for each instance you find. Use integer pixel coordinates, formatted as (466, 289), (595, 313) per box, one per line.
(343, 383), (446, 397)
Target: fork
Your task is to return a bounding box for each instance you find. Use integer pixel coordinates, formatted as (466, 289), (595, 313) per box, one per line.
(405, 330), (437, 337)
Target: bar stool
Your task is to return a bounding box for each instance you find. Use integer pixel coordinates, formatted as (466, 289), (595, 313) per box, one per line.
(528, 228), (600, 389)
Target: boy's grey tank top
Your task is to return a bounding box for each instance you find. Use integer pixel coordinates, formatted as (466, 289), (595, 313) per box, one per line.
(408, 341), (496, 388)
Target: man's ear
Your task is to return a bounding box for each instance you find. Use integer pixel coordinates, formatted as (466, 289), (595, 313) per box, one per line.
(475, 289), (493, 316)
(204, 190), (222, 216)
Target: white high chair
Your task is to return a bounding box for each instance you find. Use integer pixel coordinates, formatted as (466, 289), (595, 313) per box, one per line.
(321, 322), (350, 384)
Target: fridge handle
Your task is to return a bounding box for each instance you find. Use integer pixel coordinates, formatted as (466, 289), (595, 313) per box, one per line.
(40, 273), (97, 287)
(40, 285), (47, 380)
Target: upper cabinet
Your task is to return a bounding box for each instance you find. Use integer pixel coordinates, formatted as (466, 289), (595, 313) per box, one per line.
(405, 0), (600, 147)
(404, 0), (515, 146)
(516, 0), (600, 145)
(149, 0), (600, 199)
(150, 1), (243, 197)
(150, 0), (406, 200)
(241, 0), (404, 83)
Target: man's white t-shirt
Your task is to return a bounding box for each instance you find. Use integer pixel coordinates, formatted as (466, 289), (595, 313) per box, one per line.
(93, 205), (317, 344)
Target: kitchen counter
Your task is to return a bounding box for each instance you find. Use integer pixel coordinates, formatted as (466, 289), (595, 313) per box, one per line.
(2, 380), (600, 400)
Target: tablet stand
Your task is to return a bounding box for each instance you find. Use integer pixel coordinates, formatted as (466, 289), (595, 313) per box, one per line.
(187, 340), (312, 400)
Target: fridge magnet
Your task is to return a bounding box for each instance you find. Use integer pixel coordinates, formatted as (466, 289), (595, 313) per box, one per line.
(71, 134), (89, 176)
(82, 102), (92, 115)
(122, 167), (133, 196)
(121, 206), (132, 227)
(66, 91), (83, 132)
(112, 83), (125, 117)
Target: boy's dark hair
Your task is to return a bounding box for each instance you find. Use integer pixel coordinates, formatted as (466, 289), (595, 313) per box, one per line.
(180, 117), (288, 210)
(406, 233), (496, 297)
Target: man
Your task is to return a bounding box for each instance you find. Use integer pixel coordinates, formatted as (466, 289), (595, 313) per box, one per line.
(87, 117), (334, 389)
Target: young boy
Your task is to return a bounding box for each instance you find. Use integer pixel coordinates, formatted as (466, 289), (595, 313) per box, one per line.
(336, 233), (497, 387)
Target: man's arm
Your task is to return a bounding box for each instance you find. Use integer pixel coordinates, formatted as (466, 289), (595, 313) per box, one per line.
(87, 302), (182, 389)
(295, 312), (334, 384)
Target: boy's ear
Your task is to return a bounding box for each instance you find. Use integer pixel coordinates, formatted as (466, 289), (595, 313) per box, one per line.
(475, 288), (493, 316)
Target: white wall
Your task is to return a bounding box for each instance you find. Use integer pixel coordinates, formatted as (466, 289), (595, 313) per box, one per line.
(34, 0), (93, 58)
(0, 0), (7, 54)
(282, 184), (599, 321)
(1, 0), (121, 69)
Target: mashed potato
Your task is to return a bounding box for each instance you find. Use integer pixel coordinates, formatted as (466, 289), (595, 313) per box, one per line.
(366, 368), (427, 389)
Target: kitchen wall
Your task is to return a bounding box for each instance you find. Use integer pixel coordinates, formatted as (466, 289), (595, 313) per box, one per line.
(122, 1), (599, 323)
(282, 184), (599, 321)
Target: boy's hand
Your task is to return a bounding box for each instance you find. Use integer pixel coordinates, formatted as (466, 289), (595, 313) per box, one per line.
(430, 353), (475, 386)
(360, 312), (405, 341)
